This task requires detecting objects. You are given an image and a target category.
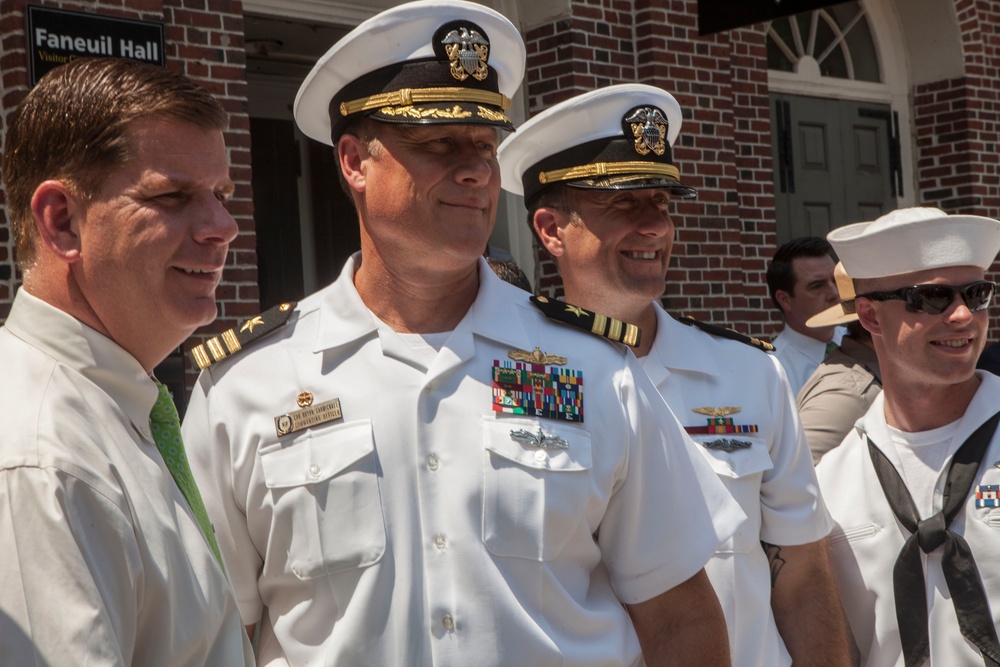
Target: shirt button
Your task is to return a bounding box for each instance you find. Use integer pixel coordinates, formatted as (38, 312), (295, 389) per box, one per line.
(427, 454), (440, 471)
(308, 463), (321, 478)
(442, 614), (455, 630)
(534, 450), (547, 462)
(434, 533), (447, 550)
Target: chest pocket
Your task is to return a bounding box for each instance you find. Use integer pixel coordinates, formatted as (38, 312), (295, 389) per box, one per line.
(259, 419), (385, 579)
(482, 417), (592, 561)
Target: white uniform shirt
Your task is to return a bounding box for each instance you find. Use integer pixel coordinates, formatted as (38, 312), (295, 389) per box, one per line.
(184, 256), (745, 667)
(0, 290), (251, 666)
(817, 372), (1000, 667)
(642, 306), (833, 667)
(772, 325), (845, 395)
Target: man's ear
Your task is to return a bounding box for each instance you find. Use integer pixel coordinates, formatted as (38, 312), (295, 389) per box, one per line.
(855, 299), (882, 337)
(338, 134), (367, 194)
(774, 288), (793, 313)
(533, 207), (567, 257)
(30, 180), (83, 263)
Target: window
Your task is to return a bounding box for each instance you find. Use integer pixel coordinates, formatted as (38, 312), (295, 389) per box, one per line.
(767, 1), (880, 83)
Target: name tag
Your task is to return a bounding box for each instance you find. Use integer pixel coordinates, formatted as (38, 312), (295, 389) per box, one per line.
(274, 398), (342, 437)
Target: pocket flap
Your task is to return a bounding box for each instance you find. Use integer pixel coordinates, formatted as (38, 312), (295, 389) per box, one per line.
(260, 419), (375, 489)
(483, 417), (592, 471)
(694, 436), (773, 479)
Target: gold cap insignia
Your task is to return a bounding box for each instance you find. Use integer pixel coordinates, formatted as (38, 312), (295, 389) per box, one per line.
(692, 406), (742, 418)
(624, 106), (668, 156)
(442, 25), (489, 82)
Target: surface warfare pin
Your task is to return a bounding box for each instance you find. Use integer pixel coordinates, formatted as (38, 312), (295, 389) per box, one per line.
(275, 396), (343, 437)
(685, 406), (758, 451)
(510, 427), (569, 450)
(492, 352), (583, 423)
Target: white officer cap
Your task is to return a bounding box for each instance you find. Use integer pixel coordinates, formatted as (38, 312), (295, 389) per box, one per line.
(294, 0), (526, 146)
(807, 262), (859, 328)
(497, 84), (695, 203)
(827, 207), (1000, 280)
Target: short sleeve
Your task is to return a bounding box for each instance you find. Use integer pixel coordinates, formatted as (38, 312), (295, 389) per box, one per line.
(598, 356), (745, 604)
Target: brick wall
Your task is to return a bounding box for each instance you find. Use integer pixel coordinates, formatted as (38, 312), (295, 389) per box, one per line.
(523, 0), (783, 339)
(0, 0), (256, 385)
(913, 0), (1000, 335)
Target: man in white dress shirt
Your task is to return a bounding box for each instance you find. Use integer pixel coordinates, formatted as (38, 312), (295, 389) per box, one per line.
(182, 2), (744, 665)
(499, 83), (850, 667)
(767, 236), (845, 394)
(0, 58), (251, 665)
(817, 207), (1000, 666)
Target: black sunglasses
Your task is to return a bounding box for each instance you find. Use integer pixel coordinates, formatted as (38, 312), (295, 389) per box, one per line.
(856, 280), (996, 315)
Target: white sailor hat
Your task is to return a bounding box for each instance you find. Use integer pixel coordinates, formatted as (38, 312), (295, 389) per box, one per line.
(827, 207), (1000, 280)
(497, 83), (695, 203)
(807, 262), (859, 328)
(294, 0), (526, 146)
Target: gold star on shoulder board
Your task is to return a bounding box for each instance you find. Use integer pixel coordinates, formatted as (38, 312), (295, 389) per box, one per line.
(565, 305), (587, 317)
(240, 316), (265, 333)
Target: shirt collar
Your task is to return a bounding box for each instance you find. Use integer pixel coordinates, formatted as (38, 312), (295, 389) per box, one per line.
(776, 324), (828, 363)
(4, 289), (159, 436)
(313, 253), (532, 354)
(646, 302), (722, 379)
(860, 371), (1000, 466)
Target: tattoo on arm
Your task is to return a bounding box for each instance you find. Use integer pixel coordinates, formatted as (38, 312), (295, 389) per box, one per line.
(761, 541), (785, 587)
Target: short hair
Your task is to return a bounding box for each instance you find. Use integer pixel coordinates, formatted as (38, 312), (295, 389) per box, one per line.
(766, 236), (836, 313)
(525, 184), (582, 245)
(3, 57), (228, 268)
(335, 115), (383, 197)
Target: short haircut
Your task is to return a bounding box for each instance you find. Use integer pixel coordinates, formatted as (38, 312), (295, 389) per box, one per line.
(525, 184), (581, 245)
(766, 236), (836, 313)
(3, 57), (228, 268)
(335, 115), (383, 197)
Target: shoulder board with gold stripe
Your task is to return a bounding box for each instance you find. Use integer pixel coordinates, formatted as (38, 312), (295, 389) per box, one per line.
(530, 295), (641, 348)
(190, 301), (297, 370)
(678, 316), (774, 352)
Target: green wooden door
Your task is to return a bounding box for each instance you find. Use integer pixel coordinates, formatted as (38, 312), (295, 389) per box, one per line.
(771, 93), (899, 243)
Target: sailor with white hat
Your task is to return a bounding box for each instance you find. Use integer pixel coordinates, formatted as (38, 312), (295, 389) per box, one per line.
(183, 4), (745, 666)
(499, 84), (850, 667)
(816, 206), (1000, 667)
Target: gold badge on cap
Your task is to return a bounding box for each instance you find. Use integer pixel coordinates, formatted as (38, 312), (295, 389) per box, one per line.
(274, 398), (343, 437)
(442, 25), (489, 82)
(625, 106), (668, 156)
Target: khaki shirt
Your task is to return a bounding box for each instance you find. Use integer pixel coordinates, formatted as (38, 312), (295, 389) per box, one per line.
(797, 336), (882, 464)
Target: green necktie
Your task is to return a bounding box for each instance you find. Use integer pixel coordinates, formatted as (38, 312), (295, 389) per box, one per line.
(825, 340), (838, 356)
(150, 382), (224, 569)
